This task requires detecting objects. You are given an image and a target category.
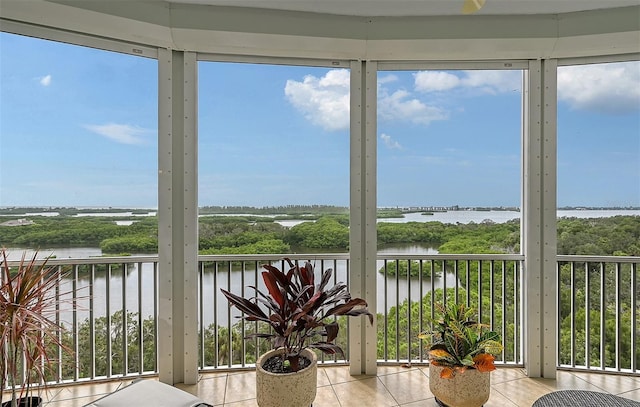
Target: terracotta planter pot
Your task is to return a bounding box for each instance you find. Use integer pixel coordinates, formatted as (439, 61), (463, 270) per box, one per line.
(429, 364), (491, 407)
(256, 349), (317, 407)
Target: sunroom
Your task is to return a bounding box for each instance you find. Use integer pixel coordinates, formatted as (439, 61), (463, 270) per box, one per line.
(0, 0), (639, 405)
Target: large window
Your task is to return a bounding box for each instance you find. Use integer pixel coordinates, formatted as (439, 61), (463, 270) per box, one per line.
(0, 31), (159, 377)
(197, 62), (351, 354)
(556, 60), (640, 371)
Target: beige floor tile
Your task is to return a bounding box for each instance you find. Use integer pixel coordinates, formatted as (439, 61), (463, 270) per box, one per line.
(491, 377), (553, 406)
(175, 374), (227, 405)
(531, 371), (611, 393)
(200, 371), (230, 380)
(485, 388), (519, 407)
(399, 398), (436, 406)
(333, 377), (399, 406)
(311, 385), (340, 407)
(224, 371), (256, 404)
(50, 381), (126, 401)
(316, 368), (331, 387)
(223, 398), (259, 407)
(570, 372), (640, 394)
(377, 365), (421, 376)
(490, 367), (527, 384)
(378, 368), (432, 405)
(618, 388), (640, 402)
(174, 382), (198, 394)
(323, 366), (368, 384)
(44, 394), (104, 407)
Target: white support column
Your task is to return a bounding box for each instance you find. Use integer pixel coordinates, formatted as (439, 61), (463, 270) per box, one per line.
(349, 60), (378, 376)
(157, 49), (199, 385)
(540, 58), (558, 379)
(522, 59), (558, 379)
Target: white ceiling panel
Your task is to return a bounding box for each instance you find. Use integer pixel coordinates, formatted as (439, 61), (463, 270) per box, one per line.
(168, 0), (640, 17)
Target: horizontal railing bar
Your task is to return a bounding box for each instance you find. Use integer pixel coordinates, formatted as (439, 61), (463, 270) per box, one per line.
(6, 253), (635, 267)
(199, 253), (350, 262)
(4, 253), (526, 267)
(3, 255), (160, 266)
(557, 255), (640, 263)
(377, 254), (524, 261)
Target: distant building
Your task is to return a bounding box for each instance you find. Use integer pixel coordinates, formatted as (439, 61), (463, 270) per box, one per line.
(0, 218), (34, 227)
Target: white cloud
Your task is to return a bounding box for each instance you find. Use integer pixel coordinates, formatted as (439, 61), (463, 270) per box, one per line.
(379, 89), (449, 125)
(414, 71), (460, 92)
(284, 69), (350, 131)
(558, 62), (640, 114)
(414, 70), (520, 94)
(85, 123), (149, 145)
(380, 133), (402, 149)
(462, 70), (520, 93)
(378, 74), (399, 85)
(39, 75), (52, 86)
(285, 69), (519, 130)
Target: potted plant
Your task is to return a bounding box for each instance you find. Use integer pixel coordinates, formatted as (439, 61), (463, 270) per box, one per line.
(418, 302), (503, 407)
(0, 249), (73, 407)
(221, 258), (373, 407)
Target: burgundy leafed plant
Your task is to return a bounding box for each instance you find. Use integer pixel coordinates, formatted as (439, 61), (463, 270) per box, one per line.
(0, 249), (73, 407)
(221, 258), (373, 372)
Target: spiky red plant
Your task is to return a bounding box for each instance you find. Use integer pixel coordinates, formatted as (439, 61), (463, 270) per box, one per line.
(221, 258), (373, 372)
(0, 249), (73, 407)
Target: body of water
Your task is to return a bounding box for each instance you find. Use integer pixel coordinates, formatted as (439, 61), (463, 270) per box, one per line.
(6, 245), (448, 326)
(280, 209), (640, 227)
(380, 209), (640, 225)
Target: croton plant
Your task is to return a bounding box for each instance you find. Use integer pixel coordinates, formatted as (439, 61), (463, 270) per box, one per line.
(419, 302), (504, 378)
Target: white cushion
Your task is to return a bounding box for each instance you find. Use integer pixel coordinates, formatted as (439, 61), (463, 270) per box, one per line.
(85, 379), (212, 407)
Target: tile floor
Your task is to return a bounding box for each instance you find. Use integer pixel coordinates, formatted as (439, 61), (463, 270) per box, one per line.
(29, 366), (640, 406)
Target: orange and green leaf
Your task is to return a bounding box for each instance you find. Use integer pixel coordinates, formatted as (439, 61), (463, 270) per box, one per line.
(439, 366), (455, 378)
(473, 353), (497, 372)
(428, 348), (453, 359)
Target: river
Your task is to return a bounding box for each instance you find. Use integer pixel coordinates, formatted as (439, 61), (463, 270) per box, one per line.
(5, 245), (444, 326)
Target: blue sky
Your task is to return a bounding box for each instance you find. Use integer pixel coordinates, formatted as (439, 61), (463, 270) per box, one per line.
(1, 32), (638, 208)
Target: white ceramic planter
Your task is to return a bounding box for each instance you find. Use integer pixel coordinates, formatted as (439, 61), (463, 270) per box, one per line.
(256, 348), (317, 407)
(429, 364), (491, 407)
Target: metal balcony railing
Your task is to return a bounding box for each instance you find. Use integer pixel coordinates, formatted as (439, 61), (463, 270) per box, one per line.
(557, 255), (639, 374)
(375, 253), (523, 367)
(2, 253), (637, 388)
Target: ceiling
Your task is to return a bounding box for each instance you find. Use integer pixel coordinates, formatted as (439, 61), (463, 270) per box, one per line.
(168, 0), (640, 17)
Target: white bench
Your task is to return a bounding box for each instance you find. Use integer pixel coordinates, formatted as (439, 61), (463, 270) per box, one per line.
(85, 379), (213, 407)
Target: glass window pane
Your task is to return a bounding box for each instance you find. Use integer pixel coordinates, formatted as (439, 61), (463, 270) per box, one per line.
(0, 32), (158, 209)
(198, 62), (349, 210)
(377, 68), (523, 252)
(557, 60), (640, 256)
(558, 61), (640, 210)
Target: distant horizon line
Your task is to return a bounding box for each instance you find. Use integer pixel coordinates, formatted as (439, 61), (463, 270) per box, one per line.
(1, 205), (639, 211)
